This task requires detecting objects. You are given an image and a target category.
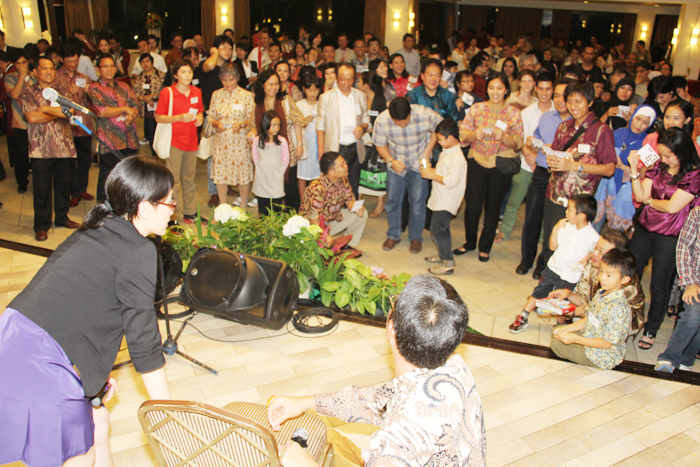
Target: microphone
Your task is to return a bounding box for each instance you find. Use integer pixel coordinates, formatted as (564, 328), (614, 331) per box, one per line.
(42, 87), (96, 119)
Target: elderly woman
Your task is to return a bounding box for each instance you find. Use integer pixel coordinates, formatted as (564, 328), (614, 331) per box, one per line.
(132, 53), (166, 156)
(252, 69), (307, 210)
(207, 62), (256, 206)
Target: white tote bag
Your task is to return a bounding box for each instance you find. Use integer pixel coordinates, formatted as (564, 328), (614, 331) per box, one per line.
(153, 87), (173, 159)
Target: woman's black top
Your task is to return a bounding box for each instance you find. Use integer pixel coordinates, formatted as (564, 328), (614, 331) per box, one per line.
(10, 217), (165, 396)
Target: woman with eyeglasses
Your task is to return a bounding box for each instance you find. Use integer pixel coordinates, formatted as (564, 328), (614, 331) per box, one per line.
(0, 156), (175, 467)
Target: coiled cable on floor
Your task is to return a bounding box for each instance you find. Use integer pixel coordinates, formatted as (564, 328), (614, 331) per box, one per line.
(291, 299), (339, 334)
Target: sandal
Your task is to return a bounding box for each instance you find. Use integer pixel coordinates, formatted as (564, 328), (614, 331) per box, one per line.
(429, 265), (454, 275)
(667, 305), (678, 320)
(494, 233), (506, 244)
(638, 332), (655, 350)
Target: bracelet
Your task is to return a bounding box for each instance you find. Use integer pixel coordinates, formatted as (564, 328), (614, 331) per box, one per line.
(644, 198), (652, 206)
(630, 172), (641, 180)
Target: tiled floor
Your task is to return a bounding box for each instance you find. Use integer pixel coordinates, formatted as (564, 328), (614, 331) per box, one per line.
(1, 136), (700, 466)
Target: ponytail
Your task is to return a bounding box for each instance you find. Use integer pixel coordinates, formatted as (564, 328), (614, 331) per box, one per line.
(80, 200), (116, 231)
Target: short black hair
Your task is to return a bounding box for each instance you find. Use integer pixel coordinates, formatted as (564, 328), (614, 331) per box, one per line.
(601, 230), (629, 250)
(421, 57), (443, 75)
(402, 33), (414, 42)
(564, 80), (595, 105)
(637, 40), (646, 47)
(170, 32), (183, 42)
(147, 34), (160, 46)
(182, 46), (198, 60)
(391, 274), (470, 369)
(445, 60), (458, 69)
(435, 118), (459, 140)
(136, 36), (148, 46)
(171, 58), (194, 79)
(570, 194), (597, 223)
(672, 75), (688, 90)
(389, 96), (411, 120)
(213, 35), (234, 49)
(561, 64), (581, 79)
(535, 72), (555, 86)
(139, 53), (153, 64)
(58, 44), (78, 59)
(368, 37), (380, 47)
(636, 60), (652, 71)
(37, 39), (49, 46)
(428, 48), (446, 62)
(71, 29), (84, 36)
(224, 28), (234, 36)
(95, 52), (114, 68)
(486, 72), (511, 99)
(601, 248), (636, 279)
(455, 70), (474, 83)
(320, 151), (342, 175)
(469, 54), (487, 72)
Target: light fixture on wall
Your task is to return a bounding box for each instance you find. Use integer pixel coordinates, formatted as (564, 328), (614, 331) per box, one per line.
(409, 12), (415, 28)
(672, 28), (680, 45)
(393, 12), (400, 28)
(0, 8), (4, 29)
(582, 20), (586, 28)
(221, 7), (227, 23)
(641, 25), (648, 39)
(22, 7), (33, 29)
(691, 28), (700, 46)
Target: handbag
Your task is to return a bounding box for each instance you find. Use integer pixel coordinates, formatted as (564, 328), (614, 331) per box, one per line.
(495, 149), (521, 175)
(153, 87), (173, 159)
(359, 145), (387, 191)
(197, 117), (213, 160)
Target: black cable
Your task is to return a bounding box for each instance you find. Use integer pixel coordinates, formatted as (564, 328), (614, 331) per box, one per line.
(291, 301), (339, 334)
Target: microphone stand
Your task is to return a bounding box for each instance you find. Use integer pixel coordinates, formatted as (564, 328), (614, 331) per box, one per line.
(60, 106), (126, 161)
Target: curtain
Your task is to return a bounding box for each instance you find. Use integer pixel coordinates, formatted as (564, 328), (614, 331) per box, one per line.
(412, 0), (419, 41)
(620, 13), (637, 55)
(652, 15), (679, 47)
(64, 0), (92, 36)
(458, 5), (488, 34)
(234, 0), (250, 43)
(364, 0), (386, 45)
(201, 0), (216, 50)
(494, 7), (543, 47)
(91, 0), (110, 31)
(550, 10), (572, 47)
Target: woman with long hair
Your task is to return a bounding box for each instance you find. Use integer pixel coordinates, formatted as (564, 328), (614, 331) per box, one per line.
(643, 98), (700, 154)
(294, 41), (306, 67)
(628, 128), (700, 350)
(506, 69), (536, 110)
(0, 156), (174, 467)
(385, 53), (416, 100)
(501, 57), (519, 93)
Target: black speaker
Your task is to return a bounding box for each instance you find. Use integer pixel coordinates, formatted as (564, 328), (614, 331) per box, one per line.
(149, 237), (183, 302)
(179, 248), (299, 330)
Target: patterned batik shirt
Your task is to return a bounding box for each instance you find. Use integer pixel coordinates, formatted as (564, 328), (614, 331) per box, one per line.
(574, 263), (645, 331)
(53, 67), (95, 137)
(546, 112), (616, 204)
(583, 289), (631, 370)
(132, 70), (166, 118)
(88, 78), (139, 152)
(677, 206), (700, 289)
(299, 175), (355, 223)
(315, 354), (487, 467)
(20, 83), (76, 159)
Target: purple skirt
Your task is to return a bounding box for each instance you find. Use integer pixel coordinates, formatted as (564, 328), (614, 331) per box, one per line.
(0, 308), (94, 467)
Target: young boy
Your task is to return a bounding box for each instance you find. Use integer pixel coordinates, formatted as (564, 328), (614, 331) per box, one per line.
(509, 194), (600, 332)
(420, 118), (467, 275)
(550, 248), (636, 369)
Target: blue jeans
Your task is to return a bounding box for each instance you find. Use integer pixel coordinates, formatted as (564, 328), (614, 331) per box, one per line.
(207, 158), (216, 196)
(385, 169), (428, 242)
(658, 298), (700, 368)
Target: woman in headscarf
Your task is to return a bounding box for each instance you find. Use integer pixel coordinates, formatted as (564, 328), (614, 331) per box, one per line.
(599, 77), (637, 131)
(594, 105), (656, 232)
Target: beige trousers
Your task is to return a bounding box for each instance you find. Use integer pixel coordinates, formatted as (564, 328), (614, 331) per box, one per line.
(328, 208), (368, 248)
(166, 147), (198, 217)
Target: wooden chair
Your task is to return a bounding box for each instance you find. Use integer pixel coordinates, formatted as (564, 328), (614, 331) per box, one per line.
(138, 400), (334, 467)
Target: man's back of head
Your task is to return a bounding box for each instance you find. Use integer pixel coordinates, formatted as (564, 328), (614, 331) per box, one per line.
(388, 97), (411, 120)
(392, 274), (469, 369)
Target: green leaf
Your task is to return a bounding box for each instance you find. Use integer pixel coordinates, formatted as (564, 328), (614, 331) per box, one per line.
(366, 300), (377, 315)
(345, 269), (363, 289)
(396, 273), (412, 284)
(335, 291), (350, 308)
(343, 259), (362, 269)
(368, 286), (381, 301)
(357, 264), (373, 278)
(321, 281), (339, 292)
(356, 300), (365, 315)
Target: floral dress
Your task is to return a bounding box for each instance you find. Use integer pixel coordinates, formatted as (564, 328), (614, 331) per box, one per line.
(208, 86), (256, 186)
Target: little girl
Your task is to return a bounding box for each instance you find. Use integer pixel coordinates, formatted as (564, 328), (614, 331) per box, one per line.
(296, 76), (323, 203)
(252, 110), (290, 216)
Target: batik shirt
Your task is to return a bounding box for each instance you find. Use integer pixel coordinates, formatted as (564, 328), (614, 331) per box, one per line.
(88, 79), (139, 152)
(315, 354), (487, 467)
(583, 289), (631, 370)
(53, 67), (94, 137)
(20, 83), (76, 159)
(299, 175), (355, 223)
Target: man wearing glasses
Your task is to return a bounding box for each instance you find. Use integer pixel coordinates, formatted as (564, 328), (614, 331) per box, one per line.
(88, 53), (139, 203)
(268, 274), (486, 467)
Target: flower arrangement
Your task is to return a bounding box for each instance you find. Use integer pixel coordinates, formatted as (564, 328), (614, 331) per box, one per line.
(145, 13), (163, 29)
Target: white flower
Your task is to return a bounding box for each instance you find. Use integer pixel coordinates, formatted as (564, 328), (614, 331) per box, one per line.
(283, 215), (310, 237)
(214, 204), (248, 223)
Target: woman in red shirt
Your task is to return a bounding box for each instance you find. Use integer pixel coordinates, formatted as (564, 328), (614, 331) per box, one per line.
(156, 58), (205, 224)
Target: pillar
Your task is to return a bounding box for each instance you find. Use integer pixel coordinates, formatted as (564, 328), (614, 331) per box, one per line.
(384, 0), (415, 54)
(671, 2), (700, 78)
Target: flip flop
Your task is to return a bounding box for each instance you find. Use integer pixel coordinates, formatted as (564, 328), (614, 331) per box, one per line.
(494, 233), (506, 244)
(638, 332), (655, 350)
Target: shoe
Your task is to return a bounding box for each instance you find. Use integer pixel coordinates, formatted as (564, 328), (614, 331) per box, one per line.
(425, 255), (442, 263)
(59, 220), (80, 229)
(0, 201), (3, 209)
(341, 245), (362, 258)
(453, 243), (474, 255)
(532, 268), (543, 280)
(516, 264), (529, 275)
(207, 194), (220, 208)
(654, 360), (675, 373)
(80, 192), (94, 200)
(429, 263), (454, 275)
(139, 138), (149, 145)
(680, 364), (693, 371)
(233, 196), (242, 206)
(35, 230), (48, 241)
(478, 253), (490, 262)
(409, 239), (422, 254)
(183, 215), (208, 226)
(494, 232), (506, 244)
(638, 331), (655, 350)
(247, 198), (258, 207)
(70, 197), (81, 207)
(17, 184), (27, 194)
(382, 238), (400, 251)
(509, 315), (529, 333)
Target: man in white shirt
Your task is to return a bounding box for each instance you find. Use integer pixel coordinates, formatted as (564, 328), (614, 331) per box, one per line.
(350, 39), (369, 73)
(131, 37), (167, 77)
(316, 63), (369, 197)
(249, 29), (271, 70)
(498, 72), (555, 243)
(397, 33), (420, 77)
(334, 34), (355, 63)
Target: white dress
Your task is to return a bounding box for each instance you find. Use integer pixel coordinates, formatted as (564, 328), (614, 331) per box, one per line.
(296, 99), (321, 181)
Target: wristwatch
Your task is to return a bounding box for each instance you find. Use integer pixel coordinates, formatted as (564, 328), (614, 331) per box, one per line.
(577, 162), (584, 173)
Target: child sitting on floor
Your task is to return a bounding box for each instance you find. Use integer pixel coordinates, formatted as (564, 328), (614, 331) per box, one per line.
(550, 248), (635, 370)
(509, 194), (600, 333)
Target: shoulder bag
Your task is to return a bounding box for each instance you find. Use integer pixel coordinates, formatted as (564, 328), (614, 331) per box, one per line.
(153, 87), (173, 159)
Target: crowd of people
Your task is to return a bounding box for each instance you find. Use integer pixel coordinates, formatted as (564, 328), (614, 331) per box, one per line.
(0, 22), (699, 467)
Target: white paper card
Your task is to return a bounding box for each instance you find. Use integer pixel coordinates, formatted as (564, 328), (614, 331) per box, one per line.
(190, 97), (198, 104)
(142, 83), (150, 90)
(578, 144), (591, 154)
(483, 128), (493, 135)
(408, 76), (418, 83)
(368, 110), (379, 117)
(147, 103), (156, 111)
(495, 120), (508, 132)
(568, 260), (585, 272)
(116, 116), (126, 122)
(617, 105), (630, 116)
(355, 66), (368, 73)
(351, 200), (364, 212)
(71, 116), (83, 126)
(441, 70), (451, 81)
(76, 78), (86, 88)
(231, 103), (243, 111)
(192, 79), (199, 85)
(638, 143), (660, 167)
(588, 313), (601, 329)
(188, 108), (198, 118)
(343, 125), (355, 137)
(461, 92), (474, 106)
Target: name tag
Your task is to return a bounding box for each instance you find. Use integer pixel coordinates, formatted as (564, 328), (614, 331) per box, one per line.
(461, 92), (474, 106)
(578, 144), (591, 154)
(142, 83), (150, 90)
(588, 313), (601, 329)
(147, 103), (157, 111)
(76, 78), (86, 88)
(251, 72), (258, 77)
(192, 79), (199, 85)
(71, 116), (83, 126)
(191, 96), (199, 104)
(408, 76), (417, 83)
(24, 76), (30, 83)
(441, 70), (451, 81)
(355, 65), (368, 73)
(495, 120), (508, 132)
(355, 104), (361, 115)
(368, 110), (379, 117)
(231, 103), (243, 111)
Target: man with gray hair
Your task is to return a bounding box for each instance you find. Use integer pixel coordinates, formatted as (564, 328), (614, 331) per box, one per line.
(519, 54), (541, 72)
